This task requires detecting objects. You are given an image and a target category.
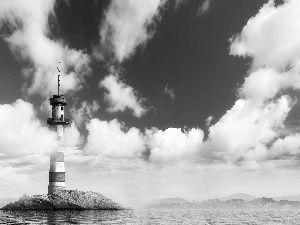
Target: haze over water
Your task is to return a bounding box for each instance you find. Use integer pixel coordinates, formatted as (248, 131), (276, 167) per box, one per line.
(1, 209), (299, 224)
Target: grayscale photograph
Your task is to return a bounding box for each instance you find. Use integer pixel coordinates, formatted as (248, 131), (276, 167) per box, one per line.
(0, 0), (299, 224)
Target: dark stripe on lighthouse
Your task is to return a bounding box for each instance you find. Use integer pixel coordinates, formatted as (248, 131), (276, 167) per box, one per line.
(49, 172), (65, 182)
(50, 152), (64, 162)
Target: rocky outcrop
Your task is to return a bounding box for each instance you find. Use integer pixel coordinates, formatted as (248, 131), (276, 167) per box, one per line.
(1, 190), (125, 210)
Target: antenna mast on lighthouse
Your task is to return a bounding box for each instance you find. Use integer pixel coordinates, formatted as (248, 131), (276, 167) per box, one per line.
(57, 64), (60, 95)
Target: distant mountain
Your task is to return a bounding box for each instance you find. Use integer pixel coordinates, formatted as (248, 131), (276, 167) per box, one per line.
(143, 196), (300, 209)
(272, 194), (300, 202)
(142, 197), (189, 209)
(156, 197), (188, 204)
(222, 193), (300, 202)
(221, 193), (256, 201)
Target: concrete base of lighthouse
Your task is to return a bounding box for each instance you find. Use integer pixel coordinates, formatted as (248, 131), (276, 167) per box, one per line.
(48, 151), (65, 195)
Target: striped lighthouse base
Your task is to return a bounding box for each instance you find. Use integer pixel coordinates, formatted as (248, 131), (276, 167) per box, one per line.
(48, 182), (65, 194)
(48, 151), (65, 195)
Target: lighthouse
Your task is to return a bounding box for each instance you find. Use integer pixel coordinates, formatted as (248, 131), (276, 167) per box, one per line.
(47, 74), (69, 195)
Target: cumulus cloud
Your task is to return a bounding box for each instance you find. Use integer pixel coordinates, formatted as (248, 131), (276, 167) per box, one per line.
(0, 0), (91, 98)
(83, 119), (206, 163)
(218, 0), (300, 162)
(207, 95), (293, 161)
(97, 0), (166, 63)
(0, 99), (57, 156)
(268, 134), (300, 158)
(230, 0), (300, 69)
(100, 74), (147, 117)
(146, 127), (204, 163)
(70, 100), (100, 126)
(197, 0), (211, 17)
(164, 84), (175, 102)
(84, 118), (145, 158)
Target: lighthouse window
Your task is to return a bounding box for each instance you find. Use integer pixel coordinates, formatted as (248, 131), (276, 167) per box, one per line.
(61, 107), (63, 110)
(61, 114), (63, 120)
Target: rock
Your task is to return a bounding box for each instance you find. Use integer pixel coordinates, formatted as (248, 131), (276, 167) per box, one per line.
(1, 190), (125, 210)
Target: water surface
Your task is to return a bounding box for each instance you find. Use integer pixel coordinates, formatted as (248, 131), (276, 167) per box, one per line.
(0, 209), (299, 224)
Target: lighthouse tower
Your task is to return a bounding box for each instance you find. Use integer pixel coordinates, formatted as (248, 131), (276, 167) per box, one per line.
(47, 74), (69, 195)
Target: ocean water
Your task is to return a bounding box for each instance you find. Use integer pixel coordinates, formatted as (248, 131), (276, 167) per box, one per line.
(0, 209), (299, 224)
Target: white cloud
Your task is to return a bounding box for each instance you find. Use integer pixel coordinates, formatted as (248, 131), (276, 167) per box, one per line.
(230, 0), (300, 69)
(207, 95), (293, 161)
(69, 100), (100, 126)
(97, 0), (166, 62)
(164, 84), (175, 102)
(144, 92), (294, 163)
(63, 122), (83, 147)
(100, 74), (147, 117)
(268, 134), (300, 159)
(95, 0), (189, 62)
(0, 0), (91, 98)
(0, 99), (57, 156)
(205, 115), (213, 127)
(84, 118), (145, 158)
(197, 0), (211, 17)
(143, 94), (292, 164)
(218, 0), (300, 163)
(146, 127), (204, 163)
(241, 68), (285, 103)
(239, 68), (300, 105)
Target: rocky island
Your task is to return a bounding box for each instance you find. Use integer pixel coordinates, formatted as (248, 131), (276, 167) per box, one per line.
(1, 190), (125, 210)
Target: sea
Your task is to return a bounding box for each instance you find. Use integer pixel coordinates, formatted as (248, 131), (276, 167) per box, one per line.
(0, 209), (299, 224)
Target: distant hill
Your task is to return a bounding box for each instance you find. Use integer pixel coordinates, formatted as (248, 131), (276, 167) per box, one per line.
(142, 197), (189, 209)
(156, 197), (188, 204)
(144, 197), (300, 209)
(272, 194), (300, 202)
(143, 195), (300, 209)
(221, 193), (256, 201)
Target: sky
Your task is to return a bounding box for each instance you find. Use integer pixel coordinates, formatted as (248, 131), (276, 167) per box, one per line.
(1, 0), (300, 207)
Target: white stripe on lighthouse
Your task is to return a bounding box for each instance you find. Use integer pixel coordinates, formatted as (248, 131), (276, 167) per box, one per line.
(50, 162), (65, 172)
(48, 182), (65, 187)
